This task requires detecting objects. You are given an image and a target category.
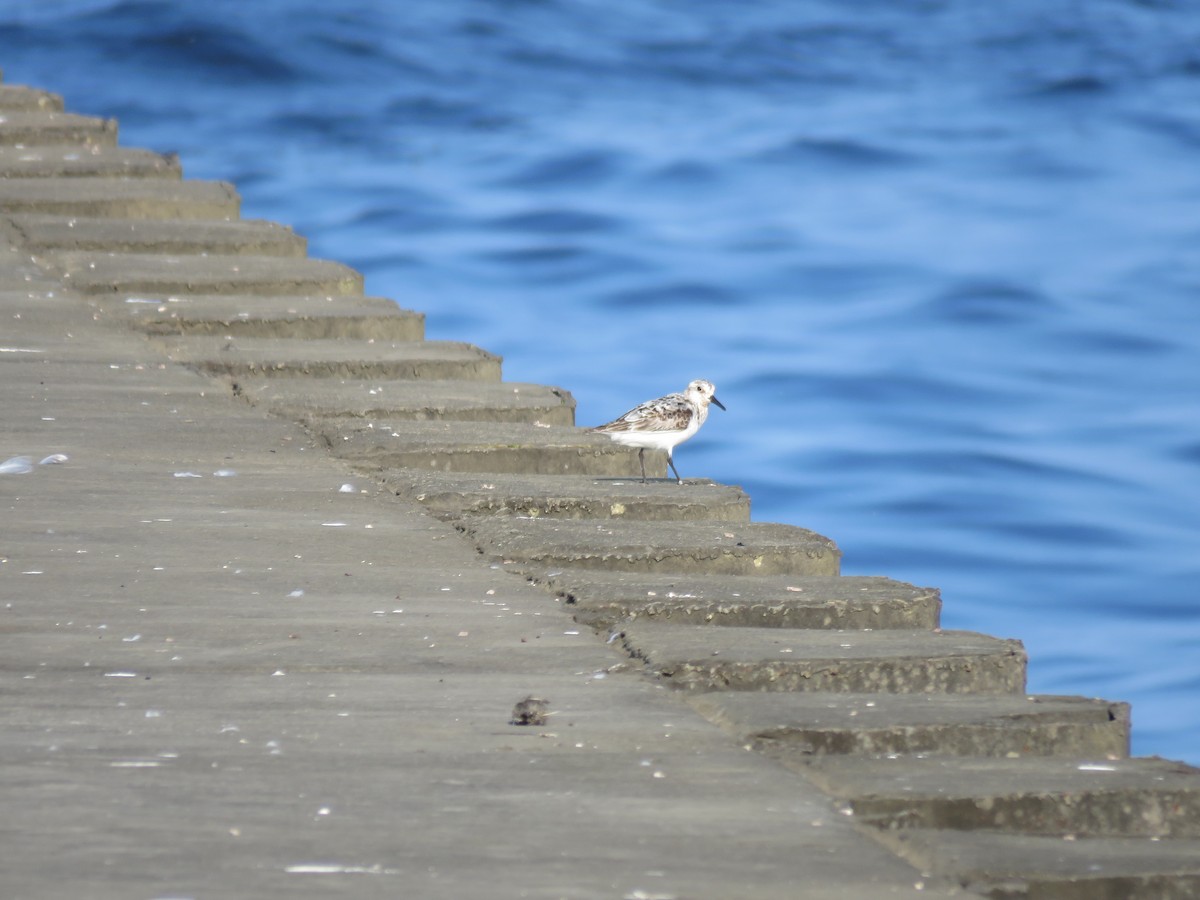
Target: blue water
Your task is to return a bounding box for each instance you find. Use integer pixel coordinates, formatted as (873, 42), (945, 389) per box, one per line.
(5, 0), (1199, 763)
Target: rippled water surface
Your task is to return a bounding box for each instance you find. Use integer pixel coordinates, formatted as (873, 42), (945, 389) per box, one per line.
(5, 0), (1199, 761)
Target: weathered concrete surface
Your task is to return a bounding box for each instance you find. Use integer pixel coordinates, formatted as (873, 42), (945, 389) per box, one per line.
(244, 378), (574, 425)
(463, 517), (842, 576)
(0, 84), (64, 110)
(535, 570), (940, 629)
(619, 623), (1026, 693)
(0, 244), (961, 899)
(386, 471), (750, 520)
(803, 756), (1200, 838)
(0, 177), (237, 217)
(45, 251), (360, 295)
(884, 830), (1200, 900)
(88, 292), (424, 341)
(0, 109), (117, 145)
(317, 418), (654, 476)
(157, 337), (501, 381)
(690, 692), (1130, 758)
(0, 145), (180, 178)
(6, 214), (307, 255)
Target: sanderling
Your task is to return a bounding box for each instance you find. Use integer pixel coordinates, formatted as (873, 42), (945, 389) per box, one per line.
(591, 379), (725, 484)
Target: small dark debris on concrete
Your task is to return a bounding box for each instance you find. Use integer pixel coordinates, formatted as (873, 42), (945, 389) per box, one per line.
(511, 695), (550, 726)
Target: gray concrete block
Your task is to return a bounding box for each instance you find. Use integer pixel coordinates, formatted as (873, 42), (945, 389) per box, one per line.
(618, 623), (1026, 693)
(247, 378), (573, 424)
(536, 570), (939, 629)
(0, 109), (117, 145)
(0, 178), (237, 218)
(388, 472), (750, 521)
(690, 692), (1130, 758)
(158, 336), (501, 381)
(7, 215), (307, 256)
(45, 251), (360, 295)
(0, 85), (64, 111)
(805, 756), (1200, 838)
(464, 517), (843, 576)
(93, 293), (424, 341)
(316, 419), (649, 476)
(0, 146), (180, 178)
(2, 265), (963, 898)
(884, 829), (1200, 900)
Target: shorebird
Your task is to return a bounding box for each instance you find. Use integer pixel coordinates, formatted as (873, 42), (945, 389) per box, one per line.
(590, 379), (725, 484)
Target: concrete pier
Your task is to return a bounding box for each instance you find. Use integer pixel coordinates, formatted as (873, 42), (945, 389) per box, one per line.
(3, 74), (1199, 898)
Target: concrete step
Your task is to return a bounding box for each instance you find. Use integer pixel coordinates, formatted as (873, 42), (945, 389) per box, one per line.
(804, 756), (1200, 838)
(617, 623), (1025, 692)
(0, 85), (64, 111)
(884, 829), (1200, 900)
(462, 517), (842, 576)
(690, 692), (1130, 759)
(0, 110), (117, 146)
(0, 146), (180, 178)
(533, 570), (939, 629)
(89, 293), (423, 341)
(0, 177), (237, 218)
(315, 419), (648, 476)
(45, 252), (360, 296)
(158, 337), (501, 381)
(386, 472), (749, 521)
(245, 378), (573, 425)
(7, 214), (306, 256)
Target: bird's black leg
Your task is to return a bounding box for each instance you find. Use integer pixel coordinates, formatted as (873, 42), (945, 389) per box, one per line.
(667, 455), (682, 484)
(638, 448), (647, 484)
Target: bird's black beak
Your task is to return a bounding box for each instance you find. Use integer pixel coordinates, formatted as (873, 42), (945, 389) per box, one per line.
(712, 395), (726, 411)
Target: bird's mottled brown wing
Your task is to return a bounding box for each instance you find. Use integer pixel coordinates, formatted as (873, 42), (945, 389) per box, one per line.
(592, 392), (693, 434)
